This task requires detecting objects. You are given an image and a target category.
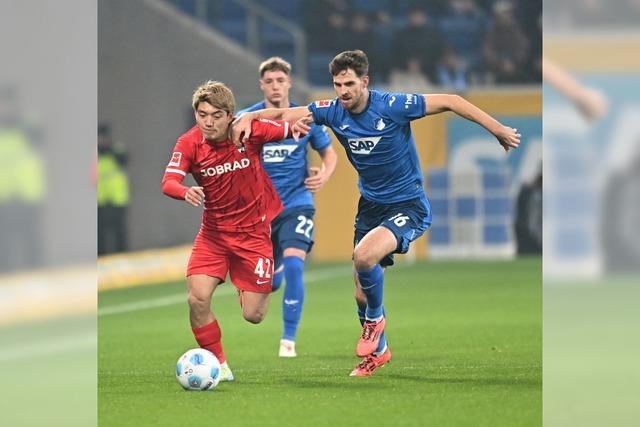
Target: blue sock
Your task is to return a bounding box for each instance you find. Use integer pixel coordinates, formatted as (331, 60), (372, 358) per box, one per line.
(282, 256), (304, 341)
(357, 303), (366, 327)
(356, 302), (387, 354)
(376, 306), (387, 354)
(357, 264), (384, 320)
(271, 267), (284, 292)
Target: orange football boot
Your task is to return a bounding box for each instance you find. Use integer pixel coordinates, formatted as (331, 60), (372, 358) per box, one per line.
(356, 317), (386, 357)
(349, 347), (391, 377)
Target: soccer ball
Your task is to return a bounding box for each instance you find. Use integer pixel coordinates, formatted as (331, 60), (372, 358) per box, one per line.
(176, 348), (221, 391)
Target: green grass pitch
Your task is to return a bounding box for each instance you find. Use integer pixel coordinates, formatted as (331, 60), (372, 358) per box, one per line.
(99, 258), (541, 427)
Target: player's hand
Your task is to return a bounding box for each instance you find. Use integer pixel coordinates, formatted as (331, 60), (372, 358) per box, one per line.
(575, 87), (608, 121)
(231, 112), (255, 147)
(185, 186), (205, 207)
(304, 166), (328, 193)
(495, 126), (521, 152)
(292, 112), (313, 141)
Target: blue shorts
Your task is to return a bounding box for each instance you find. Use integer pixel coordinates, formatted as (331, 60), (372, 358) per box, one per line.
(353, 195), (432, 267)
(271, 206), (316, 269)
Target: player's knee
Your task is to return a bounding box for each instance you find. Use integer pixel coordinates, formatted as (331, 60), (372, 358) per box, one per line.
(242, 309), (265, 324)
(187, 291), (210, 312)
(353, 246), (377, 270)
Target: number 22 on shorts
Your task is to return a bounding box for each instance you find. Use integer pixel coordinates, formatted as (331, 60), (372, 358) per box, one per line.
(295, 215), (314, 238)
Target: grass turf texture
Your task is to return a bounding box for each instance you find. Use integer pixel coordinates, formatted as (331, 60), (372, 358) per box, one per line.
(99, 258), (541, 427)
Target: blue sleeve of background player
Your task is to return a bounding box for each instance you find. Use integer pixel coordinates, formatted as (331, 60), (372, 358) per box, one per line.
(382, 92), (427, 124)
(309, 124), (332, 151)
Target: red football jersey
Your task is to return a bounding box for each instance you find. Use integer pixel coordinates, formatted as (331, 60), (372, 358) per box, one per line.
(162, 119), (290, 233)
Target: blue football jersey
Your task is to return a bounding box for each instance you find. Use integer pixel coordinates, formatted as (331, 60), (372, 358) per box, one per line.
(238, 101), (332, 209)
(308, 90), (427, 203)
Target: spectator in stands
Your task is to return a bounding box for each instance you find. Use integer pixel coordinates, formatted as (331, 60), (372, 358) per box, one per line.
(482, 0), (530, 83)
(389, 5), (444, 83)
(347, 12), (389, 83)
(388, 57), (433, 93)
(97, 123), (130, 254)
(527, 13), (542, 83)
(438, 0), (486, 73)
(303, 0), (351, 52)
(436, 46), (469, 92)
(0, 86), (45, 272)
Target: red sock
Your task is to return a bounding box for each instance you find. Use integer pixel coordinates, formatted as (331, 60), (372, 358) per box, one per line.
(192, 319), (226, 364)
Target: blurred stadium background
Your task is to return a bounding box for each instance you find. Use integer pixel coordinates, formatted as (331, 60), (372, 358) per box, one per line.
(0, 1), (96, 426)
(97, 0), (542, 290)
(544, 2), (640, 426)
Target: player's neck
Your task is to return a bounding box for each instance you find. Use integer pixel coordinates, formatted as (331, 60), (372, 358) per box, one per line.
(350, 89), (370, 114)
(204, 131), (230, 144)
(265, 98), (289, 109)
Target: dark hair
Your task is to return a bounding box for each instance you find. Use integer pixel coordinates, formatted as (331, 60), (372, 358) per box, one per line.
(329, 50), (369, 78)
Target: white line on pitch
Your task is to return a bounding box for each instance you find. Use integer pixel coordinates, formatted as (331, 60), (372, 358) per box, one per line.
(98, 265), (352, 317)
(0, 333), (96, 363)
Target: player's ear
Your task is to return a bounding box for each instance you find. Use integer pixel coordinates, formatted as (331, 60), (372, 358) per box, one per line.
(362, 75), (369, 88)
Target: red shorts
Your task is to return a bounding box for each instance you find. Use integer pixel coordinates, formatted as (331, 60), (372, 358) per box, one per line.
(187, 225), (274, 293)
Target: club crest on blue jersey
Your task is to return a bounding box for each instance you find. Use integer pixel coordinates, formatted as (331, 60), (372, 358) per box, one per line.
(373, 118), (386, 131)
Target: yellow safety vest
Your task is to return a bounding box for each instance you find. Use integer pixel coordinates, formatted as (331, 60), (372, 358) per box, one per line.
(97, 149), (130, 207)
(0, 129), (45, 203)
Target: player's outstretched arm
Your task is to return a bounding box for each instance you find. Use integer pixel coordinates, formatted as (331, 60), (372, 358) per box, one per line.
(232, 106), (311, 145)
(542, 58), (608, 121)
(424, 94), (521, 152)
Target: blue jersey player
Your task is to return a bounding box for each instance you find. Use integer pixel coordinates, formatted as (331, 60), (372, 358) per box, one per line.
(238, 57), (337, 358)
(233, 50), (521, 376)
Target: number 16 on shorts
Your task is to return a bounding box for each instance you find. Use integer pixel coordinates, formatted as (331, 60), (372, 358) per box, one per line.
(388, 213), (409, 227)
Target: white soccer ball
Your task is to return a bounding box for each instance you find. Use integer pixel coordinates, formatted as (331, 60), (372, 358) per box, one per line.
(176, 348), (221, 391)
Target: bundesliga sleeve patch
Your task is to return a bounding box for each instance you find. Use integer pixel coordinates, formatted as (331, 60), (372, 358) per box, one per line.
(168, 152), (182, 167)
(314, 99), (332, 108)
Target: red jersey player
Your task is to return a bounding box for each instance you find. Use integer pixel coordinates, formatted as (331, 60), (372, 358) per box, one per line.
(162, 81), (294, 382)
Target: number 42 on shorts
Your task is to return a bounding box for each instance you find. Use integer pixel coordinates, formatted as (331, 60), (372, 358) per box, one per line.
(254, 257), (272, 279)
